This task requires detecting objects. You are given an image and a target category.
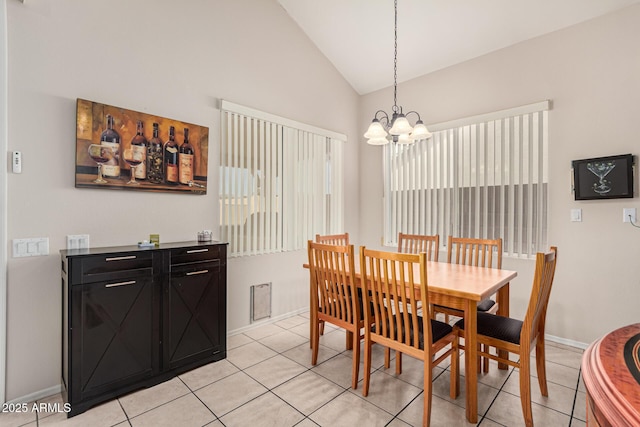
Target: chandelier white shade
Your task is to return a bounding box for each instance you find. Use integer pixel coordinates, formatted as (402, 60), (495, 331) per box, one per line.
(364, 0), (432, 146)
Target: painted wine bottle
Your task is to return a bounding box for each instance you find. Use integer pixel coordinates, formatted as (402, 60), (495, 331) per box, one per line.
(100, 114), (120, 178)
(164, 126), (179, 185)
(147, 123), (164, 183)
(131, 120), (147, 179)
(179, 127), (194, 185)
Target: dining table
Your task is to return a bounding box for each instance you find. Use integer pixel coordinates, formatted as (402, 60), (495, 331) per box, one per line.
(305, 253), (517, 423)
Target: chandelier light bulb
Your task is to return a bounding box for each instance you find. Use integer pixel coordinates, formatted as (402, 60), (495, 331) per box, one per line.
(367, 136), (390, 146)
(364, 119), (388, 139)
(389, 114), (413, 136)
(396, 133), (412, 144)
(411, 121), (432, 141)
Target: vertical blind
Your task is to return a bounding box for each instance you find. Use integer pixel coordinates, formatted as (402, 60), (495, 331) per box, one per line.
(384, 101), (549, 258)
(220, 101), (345, 257)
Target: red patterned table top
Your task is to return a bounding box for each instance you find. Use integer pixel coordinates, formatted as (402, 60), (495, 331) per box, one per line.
(582, 323), (640, 426)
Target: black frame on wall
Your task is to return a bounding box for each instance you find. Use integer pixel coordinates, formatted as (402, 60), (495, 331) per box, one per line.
(572, 153), (634, 200)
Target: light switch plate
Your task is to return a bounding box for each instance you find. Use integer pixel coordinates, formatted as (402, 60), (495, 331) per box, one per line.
(623, 208), (636, 223)
(13, 237), (49, 257)
(570, 208), (582, 222)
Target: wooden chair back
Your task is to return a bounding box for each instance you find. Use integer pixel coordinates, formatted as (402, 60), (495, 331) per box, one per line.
(315, 232), (349, 246)
(398, 232), (439, 261)
(521, 246), (558, 346)
(359, 247), (430, 360)
(447, 236), (502, 269)
(307, 241), (359, 330)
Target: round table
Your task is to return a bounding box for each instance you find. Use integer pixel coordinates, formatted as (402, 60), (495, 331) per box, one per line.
(581, 323), (640, 426)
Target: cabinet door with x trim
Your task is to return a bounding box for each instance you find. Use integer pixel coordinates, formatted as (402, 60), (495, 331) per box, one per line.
(164, 253), (225, 371)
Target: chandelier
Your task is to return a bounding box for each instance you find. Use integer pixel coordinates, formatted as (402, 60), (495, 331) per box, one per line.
(364, 0), (432, 145)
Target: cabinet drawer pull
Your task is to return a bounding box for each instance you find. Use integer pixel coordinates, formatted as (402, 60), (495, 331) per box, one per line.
(186, 270), (209, 276)
(105, 255), (137, 262)
(186, 249), (209, 254)
(105, 280), (136, 288)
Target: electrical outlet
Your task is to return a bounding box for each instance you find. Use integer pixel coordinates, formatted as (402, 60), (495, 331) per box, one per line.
(623, 208), (636, 223)
(67, 234), (90, 250)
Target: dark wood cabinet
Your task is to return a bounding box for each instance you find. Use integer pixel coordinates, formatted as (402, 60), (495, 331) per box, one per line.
(61, 241), (226, 417)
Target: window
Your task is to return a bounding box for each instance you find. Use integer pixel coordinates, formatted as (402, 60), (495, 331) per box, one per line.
(384, 101), (549, 258)
(220, 101), (345, 257)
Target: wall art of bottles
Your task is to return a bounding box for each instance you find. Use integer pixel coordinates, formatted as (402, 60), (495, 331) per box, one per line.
(75, 98), (209, 194)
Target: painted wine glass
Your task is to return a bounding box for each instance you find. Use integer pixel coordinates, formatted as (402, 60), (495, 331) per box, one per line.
(122, 148), (142, 185)
(87, 144), (114, 184)
(587, 160), (616, 194)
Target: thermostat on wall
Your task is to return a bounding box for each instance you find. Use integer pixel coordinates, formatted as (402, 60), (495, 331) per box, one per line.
(12, 151), (22, 173)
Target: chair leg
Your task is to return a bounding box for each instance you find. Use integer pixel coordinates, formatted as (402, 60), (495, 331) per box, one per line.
(362, 337), (372, 396)
(450, 338), (459, 399)
(519, 355), (534, 427)
(395, 350), (402, 375)
(311, 320), (320, 366)
(319, 320), (325, 336)
(351, 329), (360, 389)
(423, 358), (432, 427)
(535, 336), (548, 396)
(384, 347), (391, 369)
(483, 344), (490, 373)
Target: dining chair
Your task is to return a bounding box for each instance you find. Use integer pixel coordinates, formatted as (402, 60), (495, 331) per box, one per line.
(315, 232), (349, 246)
(314, 232), (350, 337)
(359, 247), (459, 426)
(455, 246), (558, 427)
(397, 232), (439, 261)
(307, 240), (363, 389)
(397, 233), (439, 332)
(435, 236), (502, 321)
(437, 236), (502, 371)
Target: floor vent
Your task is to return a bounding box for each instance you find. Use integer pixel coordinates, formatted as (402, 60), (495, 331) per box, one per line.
(250, 283), (271, 322)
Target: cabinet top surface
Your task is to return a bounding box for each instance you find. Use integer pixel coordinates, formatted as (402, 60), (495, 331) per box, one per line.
(60, 240), (228, 258)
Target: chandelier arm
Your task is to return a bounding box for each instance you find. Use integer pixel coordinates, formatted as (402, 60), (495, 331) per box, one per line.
(404, 111), (423, 122)
(372, 110), (391, 127)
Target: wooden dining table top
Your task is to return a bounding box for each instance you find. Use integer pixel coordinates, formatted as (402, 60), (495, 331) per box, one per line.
(304, 258), (517, 301)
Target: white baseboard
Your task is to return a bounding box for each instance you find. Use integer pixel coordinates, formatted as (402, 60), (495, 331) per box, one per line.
(7, 384), (62, 405)
(545, 333), (589, 350)
(228, 308), (309, 336)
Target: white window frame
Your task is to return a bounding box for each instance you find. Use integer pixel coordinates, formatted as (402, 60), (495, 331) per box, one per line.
(383, 100), (550, 258)
(220, 100), (346, 257)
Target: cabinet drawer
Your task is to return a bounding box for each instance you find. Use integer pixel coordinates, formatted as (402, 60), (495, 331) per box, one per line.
(73, 252), (153, 285)
(170, 245), (222, 265)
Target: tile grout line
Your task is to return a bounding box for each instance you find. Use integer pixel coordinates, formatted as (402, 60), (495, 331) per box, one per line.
(477, 361), (516, 426)
(115, 398), (132, 426)
(176, 375), (222, 424)
(567, 366), (582, 426)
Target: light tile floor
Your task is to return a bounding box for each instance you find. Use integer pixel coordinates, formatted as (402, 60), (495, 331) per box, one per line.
(1, 312), (587, 427)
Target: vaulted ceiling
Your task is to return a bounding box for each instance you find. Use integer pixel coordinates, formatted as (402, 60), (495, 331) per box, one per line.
(277, 0), (640, 94)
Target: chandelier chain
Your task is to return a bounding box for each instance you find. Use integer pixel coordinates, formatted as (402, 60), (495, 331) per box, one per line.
(393, 0), (398, 112)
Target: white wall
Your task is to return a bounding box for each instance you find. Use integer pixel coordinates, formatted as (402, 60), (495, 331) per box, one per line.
(5, 0), (359, 401)
(359, 4), (640, 345)
(7, 0), (640, 403)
